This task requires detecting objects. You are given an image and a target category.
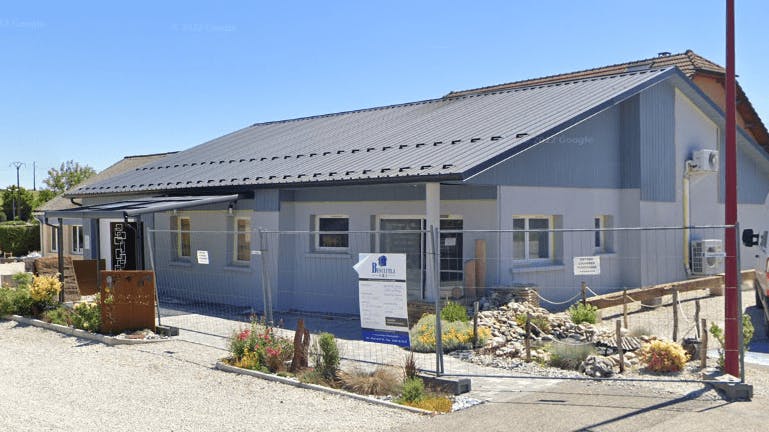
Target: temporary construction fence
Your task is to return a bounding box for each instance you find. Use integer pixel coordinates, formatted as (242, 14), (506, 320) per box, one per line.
(145, 224), (748, 382)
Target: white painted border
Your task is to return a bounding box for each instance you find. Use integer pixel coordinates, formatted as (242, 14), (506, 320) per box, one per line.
(3, 315), (170, 346)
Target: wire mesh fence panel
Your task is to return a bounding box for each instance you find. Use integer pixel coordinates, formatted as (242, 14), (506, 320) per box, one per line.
(437, 225), (744, 381)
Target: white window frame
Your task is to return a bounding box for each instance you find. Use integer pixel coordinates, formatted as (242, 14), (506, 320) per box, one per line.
(233, 217), (251, 264)
(50, 226), (59, 253)
(315, 215), (350, 251)
(177, 216), (191, 258)
(71, 225), (84, 254)
(512, 215), (554, 263)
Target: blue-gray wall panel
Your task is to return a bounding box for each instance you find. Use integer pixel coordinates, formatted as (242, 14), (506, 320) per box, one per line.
(620, 95), (641, 188)
(639, 83), (676, 201)
(736, 138), (769, 204)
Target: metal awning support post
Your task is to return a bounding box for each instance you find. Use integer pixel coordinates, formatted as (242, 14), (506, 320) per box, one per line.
(57, 218), (65, 302)
(145, 226), (162, 327)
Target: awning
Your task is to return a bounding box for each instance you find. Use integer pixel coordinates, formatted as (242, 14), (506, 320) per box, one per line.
(43, 194), (240, 221)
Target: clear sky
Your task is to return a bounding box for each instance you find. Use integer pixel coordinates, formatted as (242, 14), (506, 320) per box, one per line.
(1, 1), (767, 189)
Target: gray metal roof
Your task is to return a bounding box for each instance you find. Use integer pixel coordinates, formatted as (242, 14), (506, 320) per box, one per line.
(71, 67), (678, 196)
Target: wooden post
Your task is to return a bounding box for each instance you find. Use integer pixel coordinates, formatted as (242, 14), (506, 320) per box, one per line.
(525, 312), (532, 363)
(616, 320), (624, 373)
(701, 318), (708, 368)
(672, 288), (679, 342)
(475, 239), (487, 297)
(464, 260), (477, 300)
(695, 300), (701, 339)
(472, 301), (479, 349)
(581, 282), (587, 306)
(622, 289), (628, 329)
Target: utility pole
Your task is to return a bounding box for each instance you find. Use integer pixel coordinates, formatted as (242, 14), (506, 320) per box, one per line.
(33, 161), (36, 191)
(10, 161), (25, 220)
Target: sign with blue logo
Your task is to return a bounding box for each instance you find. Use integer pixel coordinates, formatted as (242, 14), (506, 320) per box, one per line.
(354, 253), (410, 348)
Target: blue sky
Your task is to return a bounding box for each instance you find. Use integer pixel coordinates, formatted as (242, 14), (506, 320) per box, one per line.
(1, 1), (767, 189)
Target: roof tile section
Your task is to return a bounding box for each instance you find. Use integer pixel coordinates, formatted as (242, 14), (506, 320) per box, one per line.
(72, 68), (672, 196)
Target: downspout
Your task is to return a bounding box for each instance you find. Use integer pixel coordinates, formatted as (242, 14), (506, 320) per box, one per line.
(683, 161), (693, 277)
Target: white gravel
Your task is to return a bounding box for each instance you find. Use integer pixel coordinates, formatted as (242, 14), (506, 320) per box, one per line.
(0, 320), (420, 432)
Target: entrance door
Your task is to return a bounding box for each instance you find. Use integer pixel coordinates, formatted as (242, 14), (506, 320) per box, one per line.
(379, 218), (425, 300)
(109, 221), (138, 270)
(439, 218), (463, 286)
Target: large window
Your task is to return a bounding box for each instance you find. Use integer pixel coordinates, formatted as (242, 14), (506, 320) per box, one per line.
(234, 217), (251, 263)
(71, 225), (84, 254)
(171, 215), (191, 258)
(50, 226), (59, 253)
(315, 215), (349, 251)
(513, 216), (552, 261)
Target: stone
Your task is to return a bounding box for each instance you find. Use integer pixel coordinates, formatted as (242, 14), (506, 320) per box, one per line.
(579, 355), (615, 378)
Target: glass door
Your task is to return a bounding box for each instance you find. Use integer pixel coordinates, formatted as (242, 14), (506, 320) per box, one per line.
(379, 218), (425, 300)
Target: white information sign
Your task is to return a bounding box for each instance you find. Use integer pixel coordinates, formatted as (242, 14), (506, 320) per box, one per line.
(573, 256), (601, 275)
(354, 253), (410, 347)
(196, 250), (210, 265)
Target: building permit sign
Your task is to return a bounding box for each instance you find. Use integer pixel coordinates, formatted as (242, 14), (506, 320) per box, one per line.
(353, 253), (410, 347)
(573, 256), (601, 275)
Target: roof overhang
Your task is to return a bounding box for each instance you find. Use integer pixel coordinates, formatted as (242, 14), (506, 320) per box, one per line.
(43, 194), (240, 221)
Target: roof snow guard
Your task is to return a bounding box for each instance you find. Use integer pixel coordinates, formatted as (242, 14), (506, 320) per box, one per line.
(44, 195), (240, 220)
(71, 67), (676, 196)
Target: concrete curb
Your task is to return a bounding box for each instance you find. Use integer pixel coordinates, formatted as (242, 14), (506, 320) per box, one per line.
(215, 361), (433, 415)
(4, 315), (170, 346)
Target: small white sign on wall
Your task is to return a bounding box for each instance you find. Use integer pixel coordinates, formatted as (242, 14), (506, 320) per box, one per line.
(197, 250), (210, 265)
(573, 256), (600, 275)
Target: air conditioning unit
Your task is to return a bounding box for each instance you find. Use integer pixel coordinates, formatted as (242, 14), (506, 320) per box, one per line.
(690, 239), (725, 276)
(691, 149), (719, 172)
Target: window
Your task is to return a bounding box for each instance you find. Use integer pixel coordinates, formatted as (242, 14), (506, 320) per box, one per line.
(594, 215), (613, 253)
(315, 215), (349, 250)
(50, 226), (59, 253)
(234, 217), (251, 263)
(171, 215), (191, 258)
(71, 225), (84, 254)
(513, 216), (552, 261)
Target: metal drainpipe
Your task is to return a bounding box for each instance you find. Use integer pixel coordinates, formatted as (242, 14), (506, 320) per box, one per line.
(57, 218), (65, 302)
(683, 162), (692, 277)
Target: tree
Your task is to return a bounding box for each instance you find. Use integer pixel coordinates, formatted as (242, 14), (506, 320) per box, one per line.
(2, 186), (35, 221)
(43, 160), (97, 193)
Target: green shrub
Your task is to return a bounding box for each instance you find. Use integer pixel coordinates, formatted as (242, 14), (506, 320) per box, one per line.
(547, 342), (595, 370)
(0, 286), (33, 316)
(229, 321), (294, 373)
(400, 377), (424, 403)
(710, 315), (755, 368)
(440, 301), (468, 323)
(71, 302), (101, 332)
(0, 221), (40, 256)
(515, 313), (551, 333)
(568, 303), (599, 324)
(317, 332), (340, 379)
(12, 272), (33, 289)
(42, 306), (73, 326)
(639, 340), (689, 372)
(410, 314), (491, 353)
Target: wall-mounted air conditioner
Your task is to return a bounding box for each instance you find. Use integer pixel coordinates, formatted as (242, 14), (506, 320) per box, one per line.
(690, 149), (719, 172)
(690, 239), (724, 276)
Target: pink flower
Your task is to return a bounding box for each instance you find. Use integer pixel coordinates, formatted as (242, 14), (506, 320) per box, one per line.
(237, 329), (251, 341)
(266, 347), (281, 358)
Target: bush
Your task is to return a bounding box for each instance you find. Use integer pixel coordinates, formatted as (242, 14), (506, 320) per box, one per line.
(228, 321), (294, 373)
(440, 301), (468, 323)
(0, 286), (33, 316)
(71, 302), (101, 332)
(29, 275), (62, 309)
(402, 395), (453, 413)
(400, 377), (424, 403)
(42, 306), (73, 326)
(403, 351), (418, 380)
(568, 303), (599, 324)
(0, 220), (40, 256)
(515, 313), (551, 333)
(338, 367), (401, 396)
(709, 315), (754, 368)
(410, 314), (491, 353)
(548, 342), (595, 370)
(13, 272), (33, 289)
(638, 340), (689, 373)
(317, 332), (340, 379)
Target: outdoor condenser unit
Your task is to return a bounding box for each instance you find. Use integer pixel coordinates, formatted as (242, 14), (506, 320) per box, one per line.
(690, 239), (724, 276)
(691, 149), (720, 172)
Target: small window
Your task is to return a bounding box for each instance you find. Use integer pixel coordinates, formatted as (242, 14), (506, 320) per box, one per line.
(513, 216), (552, 261)
(71, 225), (84, 254)
(315, 215), (349, 250)
(50, 226), (59, 253)
(176, 217), (192, 258)
(234, 217), (251, 263)
(594, 215), (614, 253)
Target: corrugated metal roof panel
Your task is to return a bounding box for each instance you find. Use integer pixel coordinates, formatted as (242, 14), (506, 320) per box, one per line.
(71, 68), (675, 196)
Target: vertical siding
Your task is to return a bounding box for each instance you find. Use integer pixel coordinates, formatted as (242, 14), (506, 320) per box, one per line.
(619, 95), (641, 188)
(735, 136), (769, 204)
(639, 83), (676, 201)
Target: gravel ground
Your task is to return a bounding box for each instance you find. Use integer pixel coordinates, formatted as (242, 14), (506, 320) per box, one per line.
(0, 320), (420, 432)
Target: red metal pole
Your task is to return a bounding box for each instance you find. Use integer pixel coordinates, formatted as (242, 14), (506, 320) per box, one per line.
(724, 0), (739, 377)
